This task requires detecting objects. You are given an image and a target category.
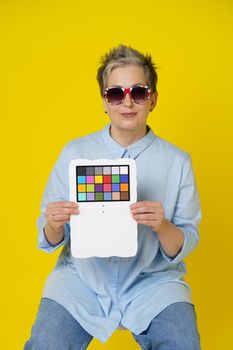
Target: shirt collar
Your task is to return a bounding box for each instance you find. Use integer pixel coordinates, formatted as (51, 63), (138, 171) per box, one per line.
(101, 123), (156, 159)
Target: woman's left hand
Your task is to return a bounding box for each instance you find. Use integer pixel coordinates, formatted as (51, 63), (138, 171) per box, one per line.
(130, 201), (168, 233)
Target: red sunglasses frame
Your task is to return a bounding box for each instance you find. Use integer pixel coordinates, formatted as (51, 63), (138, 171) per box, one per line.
(104, 85), (151, 105)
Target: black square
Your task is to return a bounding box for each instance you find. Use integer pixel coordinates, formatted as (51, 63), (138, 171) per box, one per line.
(77, 167), (86, 176)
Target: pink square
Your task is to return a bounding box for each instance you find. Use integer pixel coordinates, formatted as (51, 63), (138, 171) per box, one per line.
(86, 176), (94, 183)
(103, 184), (111, 192)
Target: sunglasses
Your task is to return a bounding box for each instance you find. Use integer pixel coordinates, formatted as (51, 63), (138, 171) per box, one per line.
(104, 85), (151, 105)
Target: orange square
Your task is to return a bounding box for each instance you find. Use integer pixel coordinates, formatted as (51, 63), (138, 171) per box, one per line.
(78, 184), (86, 192)
(120, 183), (128, 191)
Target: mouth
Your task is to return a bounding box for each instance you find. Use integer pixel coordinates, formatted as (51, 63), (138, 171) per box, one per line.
(120, 112), (137, 117)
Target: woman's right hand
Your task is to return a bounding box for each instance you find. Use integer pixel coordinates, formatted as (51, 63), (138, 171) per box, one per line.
(44, 201), (79, 245)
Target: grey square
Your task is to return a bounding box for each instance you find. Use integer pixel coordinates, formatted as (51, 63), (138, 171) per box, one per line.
(86, 167), (94, 175)
(95, 166), (103, 175)
(103, 166), (111, 175)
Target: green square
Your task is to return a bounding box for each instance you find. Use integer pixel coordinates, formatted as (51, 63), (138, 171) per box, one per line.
(87, 184), (94, 192)
(95, 192), (103, 201)
(112, 175), (120, 183)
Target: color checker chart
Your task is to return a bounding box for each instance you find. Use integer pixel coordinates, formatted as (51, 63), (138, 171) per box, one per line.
(76, 165), (130, 202)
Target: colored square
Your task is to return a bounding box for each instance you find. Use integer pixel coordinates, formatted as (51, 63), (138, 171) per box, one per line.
(104, 192), (112, 200)
(120, 175), (128, 183)
(112, 183), (120, 192)
(87, 184), (94, 192)
(103, 167), (111, 175)
(95, 184), (103, 192)
(120, 166), (128, 174)
(86, 176), (94, 183)
(103, 184), (111, 192)
(77, 176), (86, 184)
(87, 193), (94, 201)
(103, 175), (111, 183)
(78, 193), (86, 201)
(112, 166), (119, 174)
(112, 175), (120, 183)
(120, 192), (129, 200)
(95, 192), (103, 201)
(77, 167), (86, 175)
(95, 167), (102, 175)
(86, 167), (94, 175)
(112, 192), (120, 200)
(95, 175), (103, 183)
(78, 184), (86, 192)
(120, 183), (128, 191)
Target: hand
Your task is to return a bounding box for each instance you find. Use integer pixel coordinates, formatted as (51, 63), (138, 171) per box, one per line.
(130, 201), (168, 233)
(44, 201), (79, 232)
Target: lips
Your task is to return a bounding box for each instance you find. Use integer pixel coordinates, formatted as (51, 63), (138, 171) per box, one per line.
(120, 112), (137, 116)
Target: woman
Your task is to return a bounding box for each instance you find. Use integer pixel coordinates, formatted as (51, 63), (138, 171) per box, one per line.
(24, 44), (201, 349)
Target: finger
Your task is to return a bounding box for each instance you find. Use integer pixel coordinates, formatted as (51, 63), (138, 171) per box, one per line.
(131, 205), (158, 214)
(132, 213), (156, 220)
(47, 201), (79, 209)
(130, 201), (151, 209)
(48, 207), (80, 216)
(47, 214), (71, 222)
(130, 201), (162, 211)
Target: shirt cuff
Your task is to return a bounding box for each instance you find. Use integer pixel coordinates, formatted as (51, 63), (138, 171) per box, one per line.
(159, 227), (198, 264)
(37, 214), (70, 253)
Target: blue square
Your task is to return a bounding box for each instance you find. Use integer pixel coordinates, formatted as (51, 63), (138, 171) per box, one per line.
(120, 175), (128, 183)
(104, 192), (112, 200)
(112, 183), (120, 192)
(77, 176), (86, 184)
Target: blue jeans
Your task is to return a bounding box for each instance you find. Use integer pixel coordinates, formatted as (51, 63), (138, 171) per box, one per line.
(24, 298), (201, 350)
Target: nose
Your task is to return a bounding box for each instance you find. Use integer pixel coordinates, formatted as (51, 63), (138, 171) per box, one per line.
(123, 91), (134, 107)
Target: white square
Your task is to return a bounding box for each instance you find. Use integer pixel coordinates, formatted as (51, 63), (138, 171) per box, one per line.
(112, 166), (120, 174)
(120, 166), (128, 174)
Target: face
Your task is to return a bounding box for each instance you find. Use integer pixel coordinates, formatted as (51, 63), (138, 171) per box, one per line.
(103, 65), (158, 135)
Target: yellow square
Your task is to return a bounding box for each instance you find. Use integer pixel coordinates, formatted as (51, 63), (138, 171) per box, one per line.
(95, 175), (103, 183)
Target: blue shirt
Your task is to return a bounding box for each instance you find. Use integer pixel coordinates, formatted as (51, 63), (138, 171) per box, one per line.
(38, 124), (201, 343)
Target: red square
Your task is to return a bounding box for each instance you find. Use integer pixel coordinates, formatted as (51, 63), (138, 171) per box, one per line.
(103, 175), (111, 183)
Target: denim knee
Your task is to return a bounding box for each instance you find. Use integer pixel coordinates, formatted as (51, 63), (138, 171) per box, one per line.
(132, 303), (201, 350)
(24, 333), (70, 350)
(24, 330), (92, 350)
(24, 298), (93, 350)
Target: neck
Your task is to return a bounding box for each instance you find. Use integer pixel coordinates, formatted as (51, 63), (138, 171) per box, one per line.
(109, 125), (148, 147)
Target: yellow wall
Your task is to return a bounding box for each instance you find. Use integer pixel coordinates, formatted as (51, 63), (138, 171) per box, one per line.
(1, 1), (232, 349)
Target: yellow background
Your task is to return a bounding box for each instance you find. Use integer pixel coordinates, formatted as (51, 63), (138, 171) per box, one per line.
(1, 1), (232, 349)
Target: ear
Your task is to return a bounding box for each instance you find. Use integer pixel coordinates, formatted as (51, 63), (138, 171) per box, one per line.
(102, 96), (108, 113)
(149, 92), (158, 112)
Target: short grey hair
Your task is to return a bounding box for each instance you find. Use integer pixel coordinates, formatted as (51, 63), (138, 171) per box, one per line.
(96, 44), (158, 96)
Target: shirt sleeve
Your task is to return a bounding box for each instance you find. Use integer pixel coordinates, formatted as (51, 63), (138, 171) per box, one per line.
(37, 145), (71, 253)
(160, 154), (201, 264)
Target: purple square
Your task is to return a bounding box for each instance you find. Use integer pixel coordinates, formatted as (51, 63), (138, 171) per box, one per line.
(95, 184), (103, 192)
(87, 193), (94, 201)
